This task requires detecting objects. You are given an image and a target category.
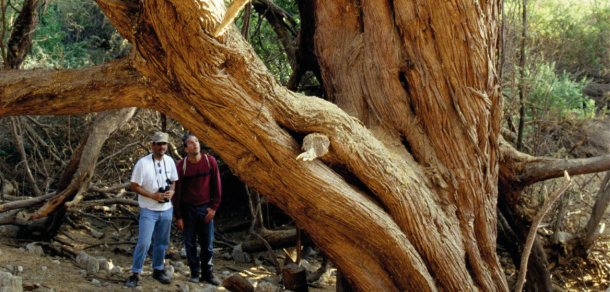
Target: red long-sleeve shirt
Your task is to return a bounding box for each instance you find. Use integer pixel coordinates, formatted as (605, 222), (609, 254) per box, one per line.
(172, 154), (222, 220)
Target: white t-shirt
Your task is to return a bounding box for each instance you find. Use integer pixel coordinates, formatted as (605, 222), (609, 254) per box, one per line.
(131, 154), (179, 211)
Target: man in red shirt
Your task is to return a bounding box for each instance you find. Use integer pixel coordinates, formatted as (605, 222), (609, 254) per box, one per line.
(172, 134), (221, 285)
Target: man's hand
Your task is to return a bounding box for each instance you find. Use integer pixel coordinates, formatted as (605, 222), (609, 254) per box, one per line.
(175, 219), (184, 231)
(165, 190), (175, 200)
(204, 208), (216, 223)
(151, 191), (166, 202)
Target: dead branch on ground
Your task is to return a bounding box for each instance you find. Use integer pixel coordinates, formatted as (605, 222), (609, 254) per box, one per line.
(515, 171), (572, 292)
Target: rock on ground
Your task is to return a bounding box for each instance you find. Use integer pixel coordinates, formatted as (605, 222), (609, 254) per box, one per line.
(97, 258), (113, 273)
(0, 271), (22, 292)
(76, 251), (99, 275)
(25, 243), (44, 257)
(255, 282), (281, 292)
(231, 245), (252, 263)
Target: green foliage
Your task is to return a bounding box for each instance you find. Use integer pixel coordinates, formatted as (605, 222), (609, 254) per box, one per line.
(23, 0), (131, 69)
(235, 0), (300, 85)
(526, 62), (597, 119)
(504, 61), (599, 136)
(528, 0), (609, 76)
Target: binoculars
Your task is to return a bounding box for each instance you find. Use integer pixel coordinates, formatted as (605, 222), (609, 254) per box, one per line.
(158, 179), (172, 203)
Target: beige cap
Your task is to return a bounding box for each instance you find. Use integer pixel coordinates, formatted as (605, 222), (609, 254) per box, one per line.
(152, 132), (169, 143)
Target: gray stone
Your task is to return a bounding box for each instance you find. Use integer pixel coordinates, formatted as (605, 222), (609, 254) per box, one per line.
(179, 284), (190, 292)
(232, 245), (252, 263)
(78, 269), (87, 277)
(97, 258), (113, 273)
(76, 251), (99, 275)
(300, 259), (316, 274)
(90, 229), (104, 239)
(255, 282), (281, 292)
(25, 243), (44, 257)
(261, 276), (279, 286)
(164, 265), (175, 280)
(3, 266), (12, 273)
(41, 266), (47, 271)
(50, 260), (60, 265)
(174, 261), (184, 268)
(198, 286), (219, 292)
(91, 279), (102, 287)
(222, 252), (232, 260)
(110, 266), (123, 276)
(14, 267), (22, 276)
(0, 271), (22, 292)
(0, 226), (19, 238)
(180, 248), (187, 258)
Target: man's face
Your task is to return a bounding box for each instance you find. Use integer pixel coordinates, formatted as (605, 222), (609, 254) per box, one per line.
(152, 142), (168, 157)
(185, 136), (200, 155)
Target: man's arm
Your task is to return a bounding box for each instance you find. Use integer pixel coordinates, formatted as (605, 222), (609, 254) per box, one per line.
(172, 159), (184, 231)
(204, 156), (222, 223)
(130, 182), (166, 202)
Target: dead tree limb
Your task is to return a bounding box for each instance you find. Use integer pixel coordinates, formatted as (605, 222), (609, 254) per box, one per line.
(581, 171), (610, 252)
(0, 192), (56, 212)
(246, 185), (281, 270)
(21, 119), (65, 167)
(29, 108), (136, 221)
(79, 198), (138, 207)
(88, 183), (131, 194)
(94, 142), (140, 167)
(515, 172), (572, 292)
(10, 117), (42, 196)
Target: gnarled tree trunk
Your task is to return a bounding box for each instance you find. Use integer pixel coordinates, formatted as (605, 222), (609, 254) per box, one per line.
(1, 0), (609, 291)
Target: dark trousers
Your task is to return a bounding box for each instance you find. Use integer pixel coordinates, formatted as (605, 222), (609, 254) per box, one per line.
(182, 203), (214, 273)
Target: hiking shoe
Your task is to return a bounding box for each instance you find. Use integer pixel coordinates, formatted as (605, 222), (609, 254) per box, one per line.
(152, 269), (172, 284)
(124, 275), (139, 288)
(201, 270), (221, 286)
(189, 270), (200, 283)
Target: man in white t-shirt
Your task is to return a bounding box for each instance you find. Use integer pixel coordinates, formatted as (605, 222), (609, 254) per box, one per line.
(125, 132), (178, 288)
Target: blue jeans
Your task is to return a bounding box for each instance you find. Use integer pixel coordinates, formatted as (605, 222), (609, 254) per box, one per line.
(132, 207), (173, 273)
(182, 203), (214, 273)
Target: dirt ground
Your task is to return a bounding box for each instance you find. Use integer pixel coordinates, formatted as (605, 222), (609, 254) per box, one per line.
(0, 207), (336, 292)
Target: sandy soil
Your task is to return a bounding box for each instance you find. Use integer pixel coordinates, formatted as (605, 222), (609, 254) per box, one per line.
(0, 208), (336, 292)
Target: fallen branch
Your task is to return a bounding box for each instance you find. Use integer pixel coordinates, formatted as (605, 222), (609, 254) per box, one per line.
(88, 183), (131, 194)
(75, 210), (120, 232)
(84, 241), (136, 250)
(78, 198), (139, 207)
(0, 192), (57, 212)
(84, 275), (127, 283)
(515, 171), (572, 292)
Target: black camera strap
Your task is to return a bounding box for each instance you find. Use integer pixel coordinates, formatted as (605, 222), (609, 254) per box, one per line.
(152, 154), (169, 191)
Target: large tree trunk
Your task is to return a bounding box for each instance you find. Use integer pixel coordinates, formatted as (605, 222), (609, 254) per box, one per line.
(1, 0), (503, 290)
(1, 0), (609, 291)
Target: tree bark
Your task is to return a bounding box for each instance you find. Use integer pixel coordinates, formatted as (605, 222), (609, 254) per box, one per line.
(4, 0), (41, 69)
(581, 171), (610, 251)
(0, 0), (609, 291)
